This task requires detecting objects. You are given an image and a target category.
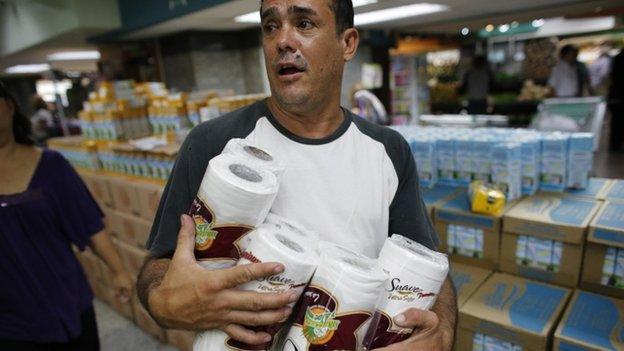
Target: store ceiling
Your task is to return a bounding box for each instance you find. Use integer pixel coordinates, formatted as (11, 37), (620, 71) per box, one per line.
(122, 0), (624, 39)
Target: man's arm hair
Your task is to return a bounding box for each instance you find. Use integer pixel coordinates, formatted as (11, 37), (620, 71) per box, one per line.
(137, 257), (171, 312)
(432, 277), (457, 347)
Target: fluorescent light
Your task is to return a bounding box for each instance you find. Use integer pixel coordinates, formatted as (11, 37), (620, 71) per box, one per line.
(354, 3), (448, 26)
(47, 50), (101, 61)
(499, 24), (510, 33)
(460, 27), (470, 36)
(485, 24), (494, 32)
(235, 0), (378, 24)
(532, 18), (545, 27)
(5, 64), (51, 74)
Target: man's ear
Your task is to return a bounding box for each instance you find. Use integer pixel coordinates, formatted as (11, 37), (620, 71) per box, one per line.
(342, 28), (359, 62)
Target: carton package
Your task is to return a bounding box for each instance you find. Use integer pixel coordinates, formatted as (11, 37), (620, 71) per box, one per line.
(109, 176), (141, 215)
(410, 137), (437, 188)
(450, 263), (492, 308)
(554, 290), (624, 350)
(502, 194), (600, 287)
(435, 192), (512, 269)
(520, 136), (540, 196)
(566, 133), (594, 189)
(603, 180), (624, 203)
(422, 185), (464, 219)
(472, 138), (494, 183)
(454, 137), (473, 187)
(131, 295), (167, 342)
(437, 137), (456, 186)
(458, 273), (571, 351)
(135, 181), (164, 222)
(166, 329), (197, 351)
(491, 142), (522, 201)
(79, 170), (113, 208)
(540, 133), (568, 192)
(108, 209), (152, 248)
(564, 177), (612, 200)
(115, 239), (149, 278)
(581, 201), (624, 299)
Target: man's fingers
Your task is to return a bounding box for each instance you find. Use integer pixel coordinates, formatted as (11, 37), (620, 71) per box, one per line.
(394, 308), (439, 331)
(172, 214), (197, 262)
(225, 307), (292, 326)
(220, 289), (296, 311)
(212, 263), (285, 289)
(222, 324), (272, 345)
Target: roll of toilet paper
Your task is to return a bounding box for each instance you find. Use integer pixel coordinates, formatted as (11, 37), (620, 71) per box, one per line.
(265, 213), (320, 244)
(280, 242), (387, 351)
(193, 224), (320, 351)
(189, 153), (279, 269)
(223, 138), (285, 180)
(362, 234), (449, 350)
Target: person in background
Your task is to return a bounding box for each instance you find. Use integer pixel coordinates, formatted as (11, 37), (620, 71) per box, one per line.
(589, 44), (612, 96)
(460, 55), (493, 114)
(608, 50), (624, 152)
(548, 45), (593, 98)
(30, 95), (54, 144)
(0, 82), (133, 350)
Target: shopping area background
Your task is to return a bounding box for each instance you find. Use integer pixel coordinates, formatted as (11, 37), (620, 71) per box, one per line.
(1, 0), (624, 350)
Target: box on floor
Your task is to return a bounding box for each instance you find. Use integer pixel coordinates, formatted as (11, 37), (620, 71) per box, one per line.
(108, 176), (141, 216)
(501, 194), (601, 288)
(562, 177), (612, 200)
(449, 263), (492, 308)
(458, 273), (571, 351)
(134, 181), (164, 222)
(603, 180), (624, 203)
(435, 192), (515, 270)
(422, 185), (464, 219)
(79, 170), (114, 208)
(554, 290), (624, 350)
(581, 201), (624, 299)
(107, 209), (153, 249)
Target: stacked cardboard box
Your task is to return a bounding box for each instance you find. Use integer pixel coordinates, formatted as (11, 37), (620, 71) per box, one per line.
(501, 194), (601, 288)
(563, 177), (612, 200)
(603, 179), (624, 202)
(450, 263), (492, 308)
(422, 185), (464, 219)
(458, 273), (571, 351)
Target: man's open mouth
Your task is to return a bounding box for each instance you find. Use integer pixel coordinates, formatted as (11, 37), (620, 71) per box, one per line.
(278, 64), (305, 76)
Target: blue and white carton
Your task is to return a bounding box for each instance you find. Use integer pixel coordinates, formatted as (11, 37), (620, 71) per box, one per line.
(566, 133), (594, 189)
(540, 133), (569, 192)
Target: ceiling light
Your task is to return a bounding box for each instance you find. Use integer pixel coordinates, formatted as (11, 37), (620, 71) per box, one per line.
(499, 24), (510, 33)
(47, 50), (101, 61)
(460, 27), (470, 36)
(5, 64), (51, 74)
(511, 21), (519, 28)
(532, 18), (545, 27)
(235, 0), (379, 23)
(354, 3), (448, 26)
(485, 24), (494, 32)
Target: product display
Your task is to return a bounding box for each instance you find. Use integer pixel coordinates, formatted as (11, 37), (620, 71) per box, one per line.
(193, 223), (319, 351)
(190, 152), (280, 268)
(362, 235), (448, 349)
(281, 242), (387, 351)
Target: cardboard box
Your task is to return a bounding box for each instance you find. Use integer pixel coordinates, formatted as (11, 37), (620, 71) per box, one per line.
(131, 295), (167, 342)
(603, 180), (624, 203)
(115, 239), (149, 278)
(435, 192), (514, 270)
(135, 181), (164, 222)
(108, 209), (152, 248)
(166, 329), (196, 351)
(554, 290), (624, 350)
(450, 263), (492, 308)
(501, 194), (601, 287)
(563, 177), (612, 200)
(459, 273), (571, 351)
(79, 171), (114, 208)
(109, 176), (141, 215)
(422, 185), (463, 219)
(581, 202), (624, 299)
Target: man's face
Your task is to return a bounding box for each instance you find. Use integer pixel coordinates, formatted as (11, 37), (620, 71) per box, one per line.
(261, 0), (349, 108)
(563, 50), (577, 64)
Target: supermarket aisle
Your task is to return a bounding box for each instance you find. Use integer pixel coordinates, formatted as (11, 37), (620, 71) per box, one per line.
(94, 299), (178, 351)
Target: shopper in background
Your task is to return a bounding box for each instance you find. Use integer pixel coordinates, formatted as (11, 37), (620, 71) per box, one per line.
(29, 95), (54, 144)
(589, 44), (612, 96)
(460, 55), (493, 114)
(0, 82), (133, 350)
(608, 50), (624, 152)
(548, 45), (593, 98)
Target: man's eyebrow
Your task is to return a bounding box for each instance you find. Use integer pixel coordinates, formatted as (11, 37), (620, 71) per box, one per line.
(288, 5), (318, 17)
(261, 7), (278, 21)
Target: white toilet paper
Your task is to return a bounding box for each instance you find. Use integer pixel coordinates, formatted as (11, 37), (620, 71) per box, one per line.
(223, 138), (285, 179)
(189, 153), (279, 269)
(280, 242), (387, 351)
(193, 223), (319, 351)
(362, 234), (449, 350)
(265, 213), (320, 244)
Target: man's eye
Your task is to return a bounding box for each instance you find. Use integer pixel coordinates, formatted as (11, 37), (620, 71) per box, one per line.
(263, 22), (278, 33)
(298, 19), (313, 29)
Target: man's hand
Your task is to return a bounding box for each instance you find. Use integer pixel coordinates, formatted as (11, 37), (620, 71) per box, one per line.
(112, 270), (133, 303)
(146, 214), (296, 345)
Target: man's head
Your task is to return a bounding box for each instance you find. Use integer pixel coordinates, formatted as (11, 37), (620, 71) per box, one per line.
(260, 0), (359, 112)
(560, 44), (578, 64)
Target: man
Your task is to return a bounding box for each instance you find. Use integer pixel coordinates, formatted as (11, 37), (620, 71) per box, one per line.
(548, 45), (592, 98)
(460, 55), (492, 115)
(608, 50), (624, 152)
(137, 0), (457, 350)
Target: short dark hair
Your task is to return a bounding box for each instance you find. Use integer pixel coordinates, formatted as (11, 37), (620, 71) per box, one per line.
(0, 82), (34, 145)
(560, 44), (577, 58)
(260, 0), (354, 34)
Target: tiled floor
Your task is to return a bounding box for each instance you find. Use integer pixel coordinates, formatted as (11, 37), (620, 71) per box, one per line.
(94, 299), (178, 351)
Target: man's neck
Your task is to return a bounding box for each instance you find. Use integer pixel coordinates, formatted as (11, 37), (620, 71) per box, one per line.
(267, 97), (345, 140)
(0, 135), (18, 161)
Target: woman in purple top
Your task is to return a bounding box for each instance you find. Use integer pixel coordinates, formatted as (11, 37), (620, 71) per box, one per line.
(0, 83), (133, 350)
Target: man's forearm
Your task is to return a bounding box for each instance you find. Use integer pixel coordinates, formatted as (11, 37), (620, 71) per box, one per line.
(137, 257), (171, 312)
(432, 277), (457, 346)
